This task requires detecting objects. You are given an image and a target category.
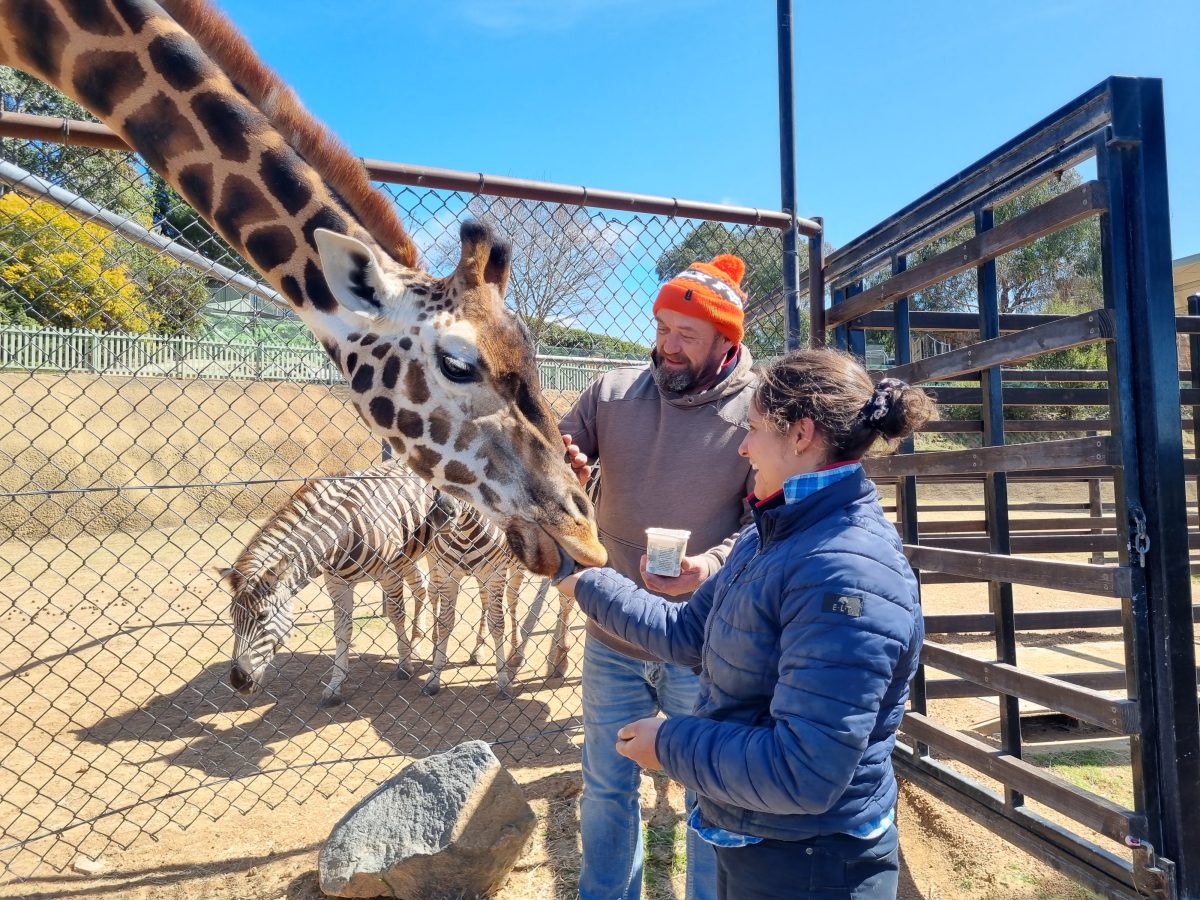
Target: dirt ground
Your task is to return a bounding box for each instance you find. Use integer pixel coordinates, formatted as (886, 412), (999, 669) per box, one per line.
(1, 370), (1195, 899)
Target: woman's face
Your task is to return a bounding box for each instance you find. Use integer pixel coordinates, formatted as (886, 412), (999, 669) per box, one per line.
(739, 403), (802, 499)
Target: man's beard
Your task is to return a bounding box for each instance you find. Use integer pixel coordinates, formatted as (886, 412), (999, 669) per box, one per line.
(653, 353), (721, 393)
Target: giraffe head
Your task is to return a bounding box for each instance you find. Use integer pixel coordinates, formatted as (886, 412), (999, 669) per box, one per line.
(313, 221), (605, 578)
(0, 0), (605, 577)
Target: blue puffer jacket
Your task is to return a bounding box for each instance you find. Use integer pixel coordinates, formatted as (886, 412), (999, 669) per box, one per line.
(574, 471), (922, 841)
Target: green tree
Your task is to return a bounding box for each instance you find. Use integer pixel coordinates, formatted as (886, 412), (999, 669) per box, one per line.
(0, 194), (158, 331)
(654, 221), (817, 355)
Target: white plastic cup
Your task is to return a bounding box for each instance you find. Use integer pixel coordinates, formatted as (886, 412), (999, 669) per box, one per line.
(644, 528), (691, 577)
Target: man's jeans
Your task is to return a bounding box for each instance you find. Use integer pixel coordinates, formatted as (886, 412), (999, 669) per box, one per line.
(579, 634), (717, 900)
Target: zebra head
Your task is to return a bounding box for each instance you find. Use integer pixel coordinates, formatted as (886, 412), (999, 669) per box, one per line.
(221, 561), (296, 695)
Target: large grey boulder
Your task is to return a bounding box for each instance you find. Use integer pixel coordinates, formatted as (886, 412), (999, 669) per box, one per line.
(318, 740), (536, 899)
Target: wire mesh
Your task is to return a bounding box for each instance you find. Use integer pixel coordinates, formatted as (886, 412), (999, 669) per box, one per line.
(0, 134), (792, 878)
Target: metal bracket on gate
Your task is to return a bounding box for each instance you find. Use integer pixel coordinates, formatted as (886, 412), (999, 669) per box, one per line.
(1126, 836), (1177, 899)
(1129, 505), (1150, 568)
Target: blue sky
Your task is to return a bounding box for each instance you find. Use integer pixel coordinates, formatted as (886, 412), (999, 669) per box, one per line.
(218, 0), (1198, 257)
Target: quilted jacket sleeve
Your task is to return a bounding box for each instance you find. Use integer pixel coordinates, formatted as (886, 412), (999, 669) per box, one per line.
(654, 582), (910, 815)
(573, 566), (715, 668)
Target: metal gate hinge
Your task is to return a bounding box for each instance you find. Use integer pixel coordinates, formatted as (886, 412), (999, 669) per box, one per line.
(1126, 836), (1177, 899)
(1129, 506), (1150, 568)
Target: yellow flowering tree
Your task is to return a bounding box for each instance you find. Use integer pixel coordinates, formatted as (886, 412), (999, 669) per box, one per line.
(0, 193), (161, 332)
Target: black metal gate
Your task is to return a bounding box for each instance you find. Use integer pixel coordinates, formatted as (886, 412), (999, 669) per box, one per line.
(815, 77), (1200, 898)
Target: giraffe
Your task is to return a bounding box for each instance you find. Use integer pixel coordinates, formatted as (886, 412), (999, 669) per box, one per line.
(0, 0), (606, 577)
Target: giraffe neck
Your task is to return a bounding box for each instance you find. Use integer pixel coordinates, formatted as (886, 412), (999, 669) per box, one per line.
(0, 0), (409, 328)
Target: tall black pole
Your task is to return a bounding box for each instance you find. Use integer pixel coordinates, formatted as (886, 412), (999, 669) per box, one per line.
(777, 0), (802, 351)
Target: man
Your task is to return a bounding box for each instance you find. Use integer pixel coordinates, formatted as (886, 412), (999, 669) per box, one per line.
(559, 254), (757, 900)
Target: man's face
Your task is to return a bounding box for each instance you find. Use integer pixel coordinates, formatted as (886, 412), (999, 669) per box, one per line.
(653, 308), (734, 394)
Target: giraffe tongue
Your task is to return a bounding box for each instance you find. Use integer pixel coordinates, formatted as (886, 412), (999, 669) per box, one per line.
(550, 548), (577, 585)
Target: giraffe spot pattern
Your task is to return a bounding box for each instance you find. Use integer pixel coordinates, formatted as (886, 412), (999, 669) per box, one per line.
(398, 337), (412, 351)
(405, 362), (430, 405)
(62, 0), (125, 34)
(381, 355), (401, 389)
(280, 274), (304, 306)
(369, 396), (394, 429)
(123, 92), (203, 176)
(303, 258), (337, 312)
(387, 436), (406, 456)
(244, 225), (296, 273)
(8, 0), (68, 80)
(345, 352), (358, 374)
(191, 91), (254, 163)
(479, 483), (501, 509)
(148, 33), (208, 91)
(321, 340), (341, 369)
(359, 334), (379, 347)
(408, 446), (441, 480)
(214, 174), (275, 248)
(454, 420), (479, 452)
(72, 50), (145, 118)
(428, 408), (451, 445)
(370, 342), (392, 359)
(112, 0), (152, 32)
(346, 333), (361, 343)
(259, 147), (313, 216)
(177, 163), (213, 216)
(443, 461), (477, 485)
(302, 208), (347, 253)
(395, 409), (423, 439)
(350, 364), (374, 393)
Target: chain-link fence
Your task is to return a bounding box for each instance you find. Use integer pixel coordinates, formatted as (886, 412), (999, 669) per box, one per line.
(0, 127), (798, 879)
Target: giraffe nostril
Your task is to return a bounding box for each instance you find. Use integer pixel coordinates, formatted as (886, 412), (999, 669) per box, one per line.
(568, 488), (590, 521)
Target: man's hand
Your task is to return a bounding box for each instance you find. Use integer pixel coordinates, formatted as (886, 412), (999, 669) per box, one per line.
(560, 434), (591, 488)
(615, 717), (663, 769)
(639, 554), (708, 596)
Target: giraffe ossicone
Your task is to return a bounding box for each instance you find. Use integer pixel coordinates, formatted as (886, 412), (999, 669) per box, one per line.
(0, 0), (606, 576)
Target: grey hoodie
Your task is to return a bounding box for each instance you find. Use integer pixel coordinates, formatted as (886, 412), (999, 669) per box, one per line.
(559, 347), (757, 661)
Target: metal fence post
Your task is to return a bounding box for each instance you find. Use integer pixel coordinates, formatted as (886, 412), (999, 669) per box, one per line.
(777, 0), (802, 352)
(1100, 76), (1200, 897)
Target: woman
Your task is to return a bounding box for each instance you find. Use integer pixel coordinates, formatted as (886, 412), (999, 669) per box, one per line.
(557, 348), (934, 899)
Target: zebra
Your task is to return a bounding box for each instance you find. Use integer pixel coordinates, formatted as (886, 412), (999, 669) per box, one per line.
(223, 460), (450, 705)
(422, 499), (525, 698)
(223, 461), (529, 704)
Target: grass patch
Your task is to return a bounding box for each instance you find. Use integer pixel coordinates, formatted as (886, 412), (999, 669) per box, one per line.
(643, 820), (686, 899)
(1025, 746), (1134, 807)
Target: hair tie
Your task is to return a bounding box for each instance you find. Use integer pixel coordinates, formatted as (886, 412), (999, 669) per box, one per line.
(863, 377), (906, 427)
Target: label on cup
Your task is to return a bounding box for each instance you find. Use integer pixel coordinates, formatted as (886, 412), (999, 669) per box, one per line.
(645, 528), (690, 578)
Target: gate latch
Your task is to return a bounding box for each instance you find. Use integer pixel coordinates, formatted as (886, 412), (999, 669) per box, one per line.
(1126, 836), (1176, 899)
(1129, 506), (1150, 568)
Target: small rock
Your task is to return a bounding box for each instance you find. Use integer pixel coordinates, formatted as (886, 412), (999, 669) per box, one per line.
(319, 740), (536, 899)
(72, 855), (106, 875)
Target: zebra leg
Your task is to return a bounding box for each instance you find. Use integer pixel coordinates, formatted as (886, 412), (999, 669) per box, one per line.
(548, 585), (573, 679)
(382, 580), (412, 681)
(504, 565), (525, 671)
(321, 573), (354, 706)
(422, 567), (458, 696)
(407, 563), (430, 649)
(468, 594), (487, 665)
(484, 580), (512, 698)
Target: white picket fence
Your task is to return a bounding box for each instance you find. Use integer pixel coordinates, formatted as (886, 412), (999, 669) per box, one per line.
(0, 325), (637, 388)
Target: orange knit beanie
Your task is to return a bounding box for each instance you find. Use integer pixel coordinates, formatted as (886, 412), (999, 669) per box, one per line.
(652, 254), (747, 345)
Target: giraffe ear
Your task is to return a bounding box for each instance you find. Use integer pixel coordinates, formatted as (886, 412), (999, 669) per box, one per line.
(314, 229), (401, 316)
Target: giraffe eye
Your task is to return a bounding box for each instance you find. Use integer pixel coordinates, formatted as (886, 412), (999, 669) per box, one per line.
(438, 351), (479, 383)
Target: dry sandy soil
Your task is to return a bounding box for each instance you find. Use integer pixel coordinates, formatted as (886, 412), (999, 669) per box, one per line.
(0, 370), (1193, 899)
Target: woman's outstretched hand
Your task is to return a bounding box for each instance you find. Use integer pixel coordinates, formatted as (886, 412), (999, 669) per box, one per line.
(615, 717), (663, 769)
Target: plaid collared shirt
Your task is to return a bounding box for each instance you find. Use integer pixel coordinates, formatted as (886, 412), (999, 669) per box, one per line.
(782, 461), (862, 505)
